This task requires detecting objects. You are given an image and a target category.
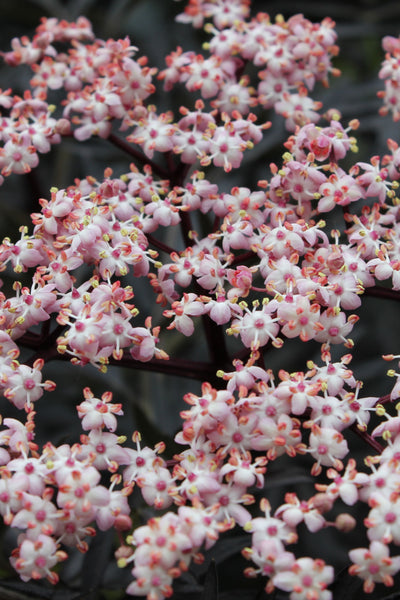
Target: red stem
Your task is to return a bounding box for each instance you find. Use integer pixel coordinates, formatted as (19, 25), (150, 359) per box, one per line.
(107, 133), (169, 179)
(350, 425), (385, 454)
(364, 285), (400, 301)
(109, 352), (219, 383)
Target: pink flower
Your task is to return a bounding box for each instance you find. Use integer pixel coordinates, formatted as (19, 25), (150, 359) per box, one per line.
(206, 294), (242, 325)
(183, 55), (232, 99)
(11, 493), (60, 536)
(274, 493), (326, 532)
(278, 294), (322, 342)
(365, 496), (400, 544)
(317, 171), (364, 212)
(6, 455), (47, 496)
(78, 429), (131, 471)
(201, 121), (249, 172)
(164, 292), (206, 336)
(137, 467), (174, 510)
(4, 8), (400, 599)
(3, 360), (56, 410)
(217, 356), (270, 393)
(313, 309), (358, 347)
(273, 557), (334, 600)
(230, 300), (281, 350)
(308, 425), (349, 474)
(127, 107), (175, 158)
(123, 444), (164, 486)
(10, 533), (67, 584)
(243, 537), (295, 581)
(95, 487), (131, 531)
(77, 388), (123, 432)
(0, 134), (39, 176)
(324, 459), (369, 505)
(349, 541), (400, 593)
(275, 90), (322, 131)
(201, 481), (253, 527)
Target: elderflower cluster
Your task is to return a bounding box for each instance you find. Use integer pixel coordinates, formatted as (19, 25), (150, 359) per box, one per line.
(0, 1), (399, 599)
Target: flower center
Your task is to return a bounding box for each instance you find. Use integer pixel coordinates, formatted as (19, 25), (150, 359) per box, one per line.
(302, 575), (313, 587)
(35, 509), (46, 522)
(385, 512), (396, 523)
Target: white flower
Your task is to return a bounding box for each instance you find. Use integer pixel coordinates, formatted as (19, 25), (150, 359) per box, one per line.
(349, 541), (400, 592)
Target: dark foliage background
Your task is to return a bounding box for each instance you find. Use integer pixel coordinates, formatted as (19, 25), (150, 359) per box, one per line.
(0, 0), (400, 598)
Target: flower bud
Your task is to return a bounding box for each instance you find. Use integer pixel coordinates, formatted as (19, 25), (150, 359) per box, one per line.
(335, 513), (356, 532)
(312, 493), (334, 514)
(55, 118), (72, 135)
(114, 515), (133, 531)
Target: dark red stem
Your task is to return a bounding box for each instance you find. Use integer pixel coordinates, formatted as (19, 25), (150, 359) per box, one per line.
(107, 133), (169, 179)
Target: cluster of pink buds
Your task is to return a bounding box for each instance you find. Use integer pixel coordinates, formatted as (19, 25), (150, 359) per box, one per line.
(378, 35), (400, 121)
(1, 0), (400, 599)
(119, 503), (221, 599)
(0, 391), (131, 584)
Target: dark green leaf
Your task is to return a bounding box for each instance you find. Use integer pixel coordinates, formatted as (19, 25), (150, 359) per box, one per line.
(80, 529), (114, 597)
(0, 578), (82, 599)
(201, 560), (218, 600)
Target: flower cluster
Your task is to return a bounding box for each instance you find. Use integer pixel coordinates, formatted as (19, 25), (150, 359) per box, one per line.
(120, 504), (221, 599)
(0, 1), (400, 599)
(0, 391), (130, 584)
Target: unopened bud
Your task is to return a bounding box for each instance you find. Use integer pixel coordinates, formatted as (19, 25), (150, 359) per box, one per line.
(335, 513), (356, 532)
(312, 493), (334, 513)
(55, 118), (72, 136)
(115, 546), (134, 568)
(114, 515), (133, 531)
